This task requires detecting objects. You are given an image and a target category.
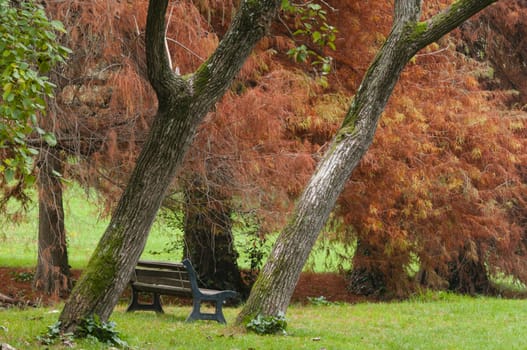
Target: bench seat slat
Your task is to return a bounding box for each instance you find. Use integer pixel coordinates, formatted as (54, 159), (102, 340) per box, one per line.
(136, 260), (186, 271)
(135, 268), (189, 280)
(199, 288), (232, 296)
(135, 275), (191, 289)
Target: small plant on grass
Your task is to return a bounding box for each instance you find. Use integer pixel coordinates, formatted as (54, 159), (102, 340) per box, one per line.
(307, 295), (341, 306)
(10, 271), (34, 282)
(246, 312), (288, 335)
(76, 315), (128, 348)
(38, 317), (128, 348)
(37, 321), (71, 346)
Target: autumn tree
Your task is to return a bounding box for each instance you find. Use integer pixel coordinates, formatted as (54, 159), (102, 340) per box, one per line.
(32, 0), (212, 295)
(41, 0), (330, 298)
(338, 2), (527, 297)
(57, 0), (282, 333)
(237, 0), (498, 323)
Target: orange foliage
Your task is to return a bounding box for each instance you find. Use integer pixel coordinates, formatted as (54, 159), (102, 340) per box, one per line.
(332, 1), (527, 294)
(43, 0), (527, 294)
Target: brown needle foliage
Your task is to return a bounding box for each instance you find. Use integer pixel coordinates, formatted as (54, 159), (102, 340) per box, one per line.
(37, 0), (526, 297)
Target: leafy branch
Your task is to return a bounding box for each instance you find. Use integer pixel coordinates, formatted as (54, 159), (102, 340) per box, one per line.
(0, 0), (71, 193)
(281, 0), (338, 86)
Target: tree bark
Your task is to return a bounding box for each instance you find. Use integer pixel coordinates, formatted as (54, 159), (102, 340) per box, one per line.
(59, 0), (280, 333)
(237, 0), (497, 323)
(183, 174), (247, 298)
(446, 243), (494, 295)
(33, 146), (72, 297)
(347, 240), (387, 297)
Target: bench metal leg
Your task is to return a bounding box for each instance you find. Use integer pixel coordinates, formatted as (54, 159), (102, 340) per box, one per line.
(186, 299), (202, 323)
(126, 289), (165, 313)
(185, 298), (227, 324)
(215, 299), (227, 324)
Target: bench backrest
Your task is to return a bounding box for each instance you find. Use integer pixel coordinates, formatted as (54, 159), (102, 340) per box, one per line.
(133, 260), (192, 291)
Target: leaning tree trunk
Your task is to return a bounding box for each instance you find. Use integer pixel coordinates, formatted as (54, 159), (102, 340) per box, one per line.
(33, 146), (72, 297)
(59, 0), (280, 333)
(183, 174), (247, 297)
(237, 0), (497, 324)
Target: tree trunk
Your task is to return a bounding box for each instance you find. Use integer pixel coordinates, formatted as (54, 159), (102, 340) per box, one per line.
(348, 239), (413, 298)
(417, 242), (493, 294)
(237, 0), (497, 324)
(446, 243), (493, 295)
(59, 0), (280, 333)
(183, 174), (247, 298)
(33, 146), (71, 297)
(347, 240), (387, 297)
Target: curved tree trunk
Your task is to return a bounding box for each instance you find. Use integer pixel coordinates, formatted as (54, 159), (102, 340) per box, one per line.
(237, 0), (497, 324)
(59, 0), (280, 333)
(183, 174), (247, 297)
(33, 146), (72, 297)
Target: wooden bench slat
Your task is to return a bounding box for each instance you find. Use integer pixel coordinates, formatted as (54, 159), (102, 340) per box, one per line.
(136, 260), (186, 270)
(135, 268), (189, 280)
(199, 288), (230, 296)
(131, 282), (191, 296)
(135, 275), (191, 289)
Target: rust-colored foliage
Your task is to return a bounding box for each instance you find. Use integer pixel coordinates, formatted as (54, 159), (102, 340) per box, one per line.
(43, 0), (219, 207)
(332, 1), (527, 296)
(45, 0), (335, 230)
(41, 0), (527, 296)
(458, 0), (527, 107)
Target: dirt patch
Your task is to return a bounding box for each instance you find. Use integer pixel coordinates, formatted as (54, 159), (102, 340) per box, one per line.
(0, 267), (368, 308)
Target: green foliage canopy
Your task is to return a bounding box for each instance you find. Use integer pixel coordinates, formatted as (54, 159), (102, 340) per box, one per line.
(0, 0), (70, 193)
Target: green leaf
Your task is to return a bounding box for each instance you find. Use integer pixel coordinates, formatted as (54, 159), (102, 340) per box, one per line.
(43, 132), (57, 146)
(312, 31), (322, 43)
(307, 3), (322, 10)
(4, 168), (15, 183)
(5, 91), (14, 102)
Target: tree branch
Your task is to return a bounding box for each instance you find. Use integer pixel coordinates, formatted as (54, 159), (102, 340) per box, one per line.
(414, 0), (498, 49)
(146, 0), (171, 85)
(394, 0), (422, 23)
(145, 0), (188, 103)
(191, 0), (280, 99)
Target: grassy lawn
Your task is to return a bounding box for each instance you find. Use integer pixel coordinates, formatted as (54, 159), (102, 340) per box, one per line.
(1, 185), (526, 349)
(1, 294), (526, 349)
(0, 184), (352, 271)
(0, 185), (180, 268)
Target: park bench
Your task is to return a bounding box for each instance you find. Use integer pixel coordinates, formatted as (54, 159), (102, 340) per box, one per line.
(126, 259), (237, 324)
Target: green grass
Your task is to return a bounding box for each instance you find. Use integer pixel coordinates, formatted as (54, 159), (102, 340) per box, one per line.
(0, 184), (352, 270)
(0, 185), (198, 268)
(1, 294), (526, 349)
(1, 186), (527, 349)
